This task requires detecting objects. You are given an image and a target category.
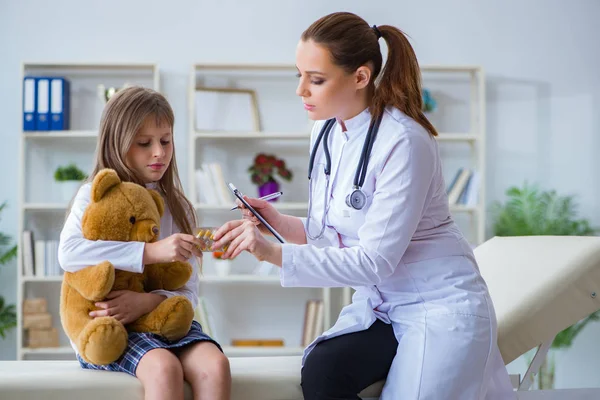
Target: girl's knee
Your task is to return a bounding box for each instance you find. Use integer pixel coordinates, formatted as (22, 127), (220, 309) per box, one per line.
(155, 355), (184, 382)
(137, 349), (184, 384)
(198, 351), (231, 381)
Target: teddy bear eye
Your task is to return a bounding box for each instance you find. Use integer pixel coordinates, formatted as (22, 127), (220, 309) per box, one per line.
(129, 216), (136, 224)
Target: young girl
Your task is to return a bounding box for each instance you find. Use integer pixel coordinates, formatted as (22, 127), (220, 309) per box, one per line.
(58, 86), (231, 400)
(212, 12), (514, 400)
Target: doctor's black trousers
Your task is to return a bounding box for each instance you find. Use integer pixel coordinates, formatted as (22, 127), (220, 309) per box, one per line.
(301, 319), (398, 400)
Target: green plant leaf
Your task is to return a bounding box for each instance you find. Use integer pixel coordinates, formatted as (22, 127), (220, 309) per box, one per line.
(0, 297), (16, 339)
(54, 163), (87, 181)
(0, 201), (18, 338)
(0, 245), (17, 265)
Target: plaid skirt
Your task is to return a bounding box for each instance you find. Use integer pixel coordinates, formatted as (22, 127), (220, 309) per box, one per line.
(77, 321), (221, 377)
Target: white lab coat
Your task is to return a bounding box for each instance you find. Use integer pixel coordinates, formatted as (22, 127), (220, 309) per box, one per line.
(280, 107), (515, 399)
(58, 182), (200, 354)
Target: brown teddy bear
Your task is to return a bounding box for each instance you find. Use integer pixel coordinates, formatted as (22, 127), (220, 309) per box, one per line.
(60, 168), (195, 365)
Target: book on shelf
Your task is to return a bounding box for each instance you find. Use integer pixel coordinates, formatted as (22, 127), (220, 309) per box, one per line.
(21, 231), (62, 277)
(194, 162), (234, 205)
(446, 168), (480, 206)
(302, 299), (324, 347)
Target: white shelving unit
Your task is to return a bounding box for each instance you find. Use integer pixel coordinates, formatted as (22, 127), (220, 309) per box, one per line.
(425, 65), (486, 246)
(188, 64), (331, 357)
(16, 62), (159, 360)
(14, 62), (485, 360)
(188, 63), (487, 352)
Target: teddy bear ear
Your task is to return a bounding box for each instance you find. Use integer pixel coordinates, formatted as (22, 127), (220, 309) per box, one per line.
(91, 169), (121, 203)
(148, 189), (164, 217)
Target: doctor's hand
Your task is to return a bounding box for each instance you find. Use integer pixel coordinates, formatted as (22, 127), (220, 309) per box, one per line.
(211, 219), (282, 266)
(236, 195), (282, 235)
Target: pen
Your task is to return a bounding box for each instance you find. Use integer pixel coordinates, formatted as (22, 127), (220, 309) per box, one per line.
(229, 191), (283, 210)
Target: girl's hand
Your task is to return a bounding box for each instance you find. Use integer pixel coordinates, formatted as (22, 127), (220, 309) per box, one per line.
(212, 219), (282, 266)
(89, 290), (166, 325)
(236, 196), (282, 235)
(143, 233), (203, 264)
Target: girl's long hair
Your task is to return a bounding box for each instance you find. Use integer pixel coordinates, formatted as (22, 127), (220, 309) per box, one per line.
(88, 86), (197, 235)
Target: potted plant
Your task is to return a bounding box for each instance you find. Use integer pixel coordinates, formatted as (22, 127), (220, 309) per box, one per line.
(491, 182), (598, 389)
(0, 202), (17, 339)
(247, 153), (293, 199)
(54, 163), (87, 202)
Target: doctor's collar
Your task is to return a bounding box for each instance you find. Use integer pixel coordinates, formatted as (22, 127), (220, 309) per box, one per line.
(335, 107), (372, 134)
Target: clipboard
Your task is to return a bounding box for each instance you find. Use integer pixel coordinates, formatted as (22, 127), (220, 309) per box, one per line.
(227, 183), (286, 244)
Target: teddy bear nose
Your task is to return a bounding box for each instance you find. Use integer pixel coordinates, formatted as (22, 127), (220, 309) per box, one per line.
(152, 226), (159, 235)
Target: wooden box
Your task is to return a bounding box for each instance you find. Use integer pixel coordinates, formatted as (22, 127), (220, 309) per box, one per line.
(23, 312), (52, 329)
(23, 298), (47, 314)
(28, 328), (59, 348)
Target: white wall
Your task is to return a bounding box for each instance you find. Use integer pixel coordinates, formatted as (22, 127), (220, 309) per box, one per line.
(1, 0), (599, 388)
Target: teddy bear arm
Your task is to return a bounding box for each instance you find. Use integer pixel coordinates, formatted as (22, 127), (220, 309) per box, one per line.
(144, 261), (193, 291)
(64, 261), (115, 302)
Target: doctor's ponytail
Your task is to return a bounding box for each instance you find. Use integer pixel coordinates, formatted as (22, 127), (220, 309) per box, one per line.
(373, 25), (437, 137)
(302, 12), (437, 137)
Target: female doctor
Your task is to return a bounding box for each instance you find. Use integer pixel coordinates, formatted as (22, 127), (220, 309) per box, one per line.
(212, 11), (515, 400)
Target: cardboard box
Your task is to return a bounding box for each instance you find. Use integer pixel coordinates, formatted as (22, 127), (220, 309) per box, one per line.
(23, 313), (52, 329)
(23, 298), (47, 314)
(28, 328), (59, 348)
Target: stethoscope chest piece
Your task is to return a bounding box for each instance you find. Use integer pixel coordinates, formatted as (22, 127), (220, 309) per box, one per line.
(346, 188), (367, 210)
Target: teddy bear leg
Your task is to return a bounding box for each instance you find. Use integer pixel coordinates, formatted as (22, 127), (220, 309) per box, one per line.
(77, 316), (128, 365)
(128, 295), (194, 341)
(144, 261), (192, 291)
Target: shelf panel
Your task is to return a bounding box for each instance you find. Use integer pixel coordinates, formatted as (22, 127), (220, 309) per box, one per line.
(195, 202), (307, 211)
(23, 203), (68, 211)
(200, 274), (280, 284)
(450, 205), (478, 212)
(195, 64), (296, 71)
(193, 131), (475, 141)
(23, 130), (98, 139)
(25, 203), (474, 214)
(194, 131), (310, 140)
(436, 133), (478, 141)
(22, 276), (63, 282)
(24, 62), (157, 70)
(21, 346), (74, 355)
(421, 65), (481, 73)
(222, 346), (304, 357)
(21, 345), (303, 357)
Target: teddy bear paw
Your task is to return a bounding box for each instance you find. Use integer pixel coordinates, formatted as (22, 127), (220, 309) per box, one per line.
(78, 317), (128, 365)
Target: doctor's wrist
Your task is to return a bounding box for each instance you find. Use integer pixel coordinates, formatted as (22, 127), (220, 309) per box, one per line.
(264, 242), (282, 267)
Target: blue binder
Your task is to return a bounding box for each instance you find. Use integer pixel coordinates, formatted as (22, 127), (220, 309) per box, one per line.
(50, 77), (70, 130)
(23, 77), (37, 131)
(36, 77), (51, 130)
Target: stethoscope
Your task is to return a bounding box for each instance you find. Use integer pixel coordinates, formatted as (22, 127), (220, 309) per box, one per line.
(306, 113), (383, 240)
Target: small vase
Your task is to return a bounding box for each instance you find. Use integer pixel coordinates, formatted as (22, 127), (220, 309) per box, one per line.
(58, 181), (82, 203)
(258, 181), (280, 201)
(214, 259), (232, 277)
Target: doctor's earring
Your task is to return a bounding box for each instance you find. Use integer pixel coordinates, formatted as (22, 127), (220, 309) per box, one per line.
(346, 188), (367, 210)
